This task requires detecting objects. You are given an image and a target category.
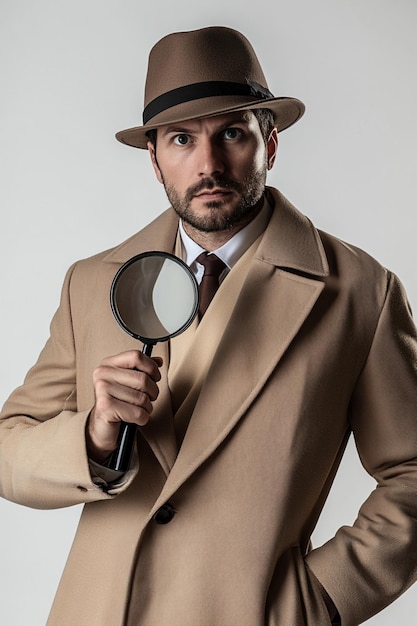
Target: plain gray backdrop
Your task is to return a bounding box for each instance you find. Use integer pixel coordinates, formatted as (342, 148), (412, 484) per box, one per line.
(1, 1), (416, 624)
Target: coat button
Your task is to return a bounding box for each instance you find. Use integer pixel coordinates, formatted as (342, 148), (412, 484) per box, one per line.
(154, 503), (175, 524)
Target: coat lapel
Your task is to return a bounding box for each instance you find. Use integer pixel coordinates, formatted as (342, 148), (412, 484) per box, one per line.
(149, 188), (330, 510)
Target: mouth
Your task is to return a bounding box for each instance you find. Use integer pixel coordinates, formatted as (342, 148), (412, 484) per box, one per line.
(194, 188), (233, 201)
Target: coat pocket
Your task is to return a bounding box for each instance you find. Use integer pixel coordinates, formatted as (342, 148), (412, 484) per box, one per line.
(265, 545), (332, 626)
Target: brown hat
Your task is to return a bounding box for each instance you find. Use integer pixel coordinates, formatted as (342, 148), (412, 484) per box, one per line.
(115, 26), (305, 149)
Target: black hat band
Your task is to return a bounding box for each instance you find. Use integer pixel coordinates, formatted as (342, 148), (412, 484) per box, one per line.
(142, 80), (274, 125)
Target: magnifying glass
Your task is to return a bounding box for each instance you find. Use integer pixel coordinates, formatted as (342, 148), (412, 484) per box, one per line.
(107, 251), (199, 471)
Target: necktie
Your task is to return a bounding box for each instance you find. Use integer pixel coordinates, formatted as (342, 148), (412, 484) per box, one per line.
(196, 252), (226, 319)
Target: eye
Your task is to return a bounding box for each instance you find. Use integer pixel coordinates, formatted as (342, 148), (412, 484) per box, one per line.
(173, 134), (190, 146)
(222, 128), (242, 140)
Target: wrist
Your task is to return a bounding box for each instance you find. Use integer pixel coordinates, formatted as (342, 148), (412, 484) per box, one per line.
(86, 413), (119, 464)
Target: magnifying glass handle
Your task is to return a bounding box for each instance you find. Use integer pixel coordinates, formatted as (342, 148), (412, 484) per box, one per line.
(107, 342), (155, 472)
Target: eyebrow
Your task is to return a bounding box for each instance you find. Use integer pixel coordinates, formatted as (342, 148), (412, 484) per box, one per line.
(161, 115), (252, 137)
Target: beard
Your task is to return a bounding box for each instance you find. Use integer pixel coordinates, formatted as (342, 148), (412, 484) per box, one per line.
(161, 163), (268, 233)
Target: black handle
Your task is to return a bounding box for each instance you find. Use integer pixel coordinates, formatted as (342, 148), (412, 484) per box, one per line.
(107, 342), (155, 472)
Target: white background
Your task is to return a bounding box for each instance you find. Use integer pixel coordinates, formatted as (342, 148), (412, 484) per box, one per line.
(1, 1), (416, 624)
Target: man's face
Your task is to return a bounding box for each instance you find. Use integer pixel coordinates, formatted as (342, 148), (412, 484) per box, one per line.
(147, 111), (277, 235)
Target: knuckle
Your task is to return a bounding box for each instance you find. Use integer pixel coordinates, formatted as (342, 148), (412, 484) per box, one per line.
(136, 408), (151, 426)
(94, 394), (113, 415)
(135, 390), (152, 410)
(148, 385), (159, 402)
(94, 378), (109, 396)
(134, 370), (147, 386)
(92, 365), (105, 384)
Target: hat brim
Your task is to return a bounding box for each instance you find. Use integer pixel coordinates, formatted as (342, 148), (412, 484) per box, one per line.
(115, 95), (305, 149)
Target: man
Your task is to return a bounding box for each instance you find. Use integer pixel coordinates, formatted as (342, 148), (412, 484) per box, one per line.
(1, 26), (416, 626)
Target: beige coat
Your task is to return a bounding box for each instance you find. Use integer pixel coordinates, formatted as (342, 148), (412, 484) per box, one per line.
(1, 188), (416, 626)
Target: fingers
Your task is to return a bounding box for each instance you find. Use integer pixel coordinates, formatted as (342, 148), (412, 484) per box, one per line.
(99, 350), (162, 383)
(87, 350), (163, 462)
(93, 350), (162, 422)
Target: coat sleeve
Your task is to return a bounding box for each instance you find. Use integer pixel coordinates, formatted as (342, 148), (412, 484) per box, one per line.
(306, 271), (417, 626)
(0, 263), (138, 509)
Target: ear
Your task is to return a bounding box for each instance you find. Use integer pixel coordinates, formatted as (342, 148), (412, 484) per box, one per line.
(266, 128), (278, 170)
(147, 140), (164, 184)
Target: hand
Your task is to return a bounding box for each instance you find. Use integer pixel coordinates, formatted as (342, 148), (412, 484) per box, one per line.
(86, 350), (163, 463)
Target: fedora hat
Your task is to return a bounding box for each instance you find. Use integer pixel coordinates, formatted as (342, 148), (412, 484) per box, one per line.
(116, 26), (305, 149)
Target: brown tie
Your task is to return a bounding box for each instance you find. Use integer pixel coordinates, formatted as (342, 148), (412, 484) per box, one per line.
(196, 252), (226, 319)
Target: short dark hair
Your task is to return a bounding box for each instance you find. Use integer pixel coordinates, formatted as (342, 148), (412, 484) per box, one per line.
(146, 128), (157, 148)
(252, 108), (275, 143)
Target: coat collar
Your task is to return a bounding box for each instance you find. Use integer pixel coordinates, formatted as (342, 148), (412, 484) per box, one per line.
(259, 187), (329, 277)
(102, 208), (180, 265)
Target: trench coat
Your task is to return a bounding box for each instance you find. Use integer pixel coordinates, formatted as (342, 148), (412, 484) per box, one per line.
(1, 187), (417, 626)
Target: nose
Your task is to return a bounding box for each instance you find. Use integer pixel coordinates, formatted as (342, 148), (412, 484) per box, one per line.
(197, 138), (225, 178)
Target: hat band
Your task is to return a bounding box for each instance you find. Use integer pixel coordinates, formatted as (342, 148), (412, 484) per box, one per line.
(142, 80), (274, 124)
